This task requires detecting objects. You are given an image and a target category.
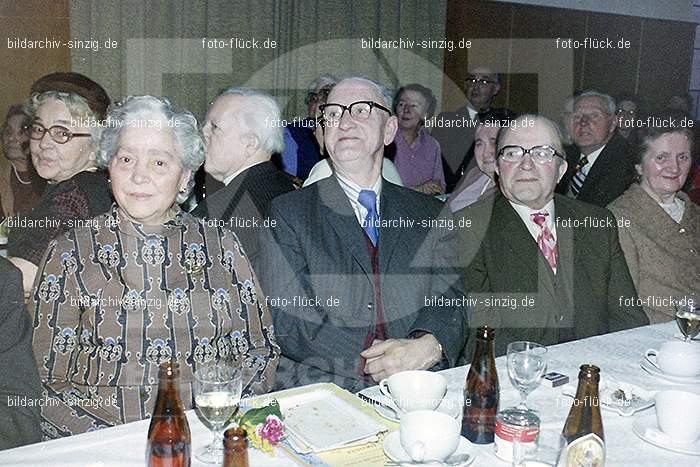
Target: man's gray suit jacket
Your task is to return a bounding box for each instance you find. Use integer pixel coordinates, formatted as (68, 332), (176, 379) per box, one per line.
(258, 176), (468, 391)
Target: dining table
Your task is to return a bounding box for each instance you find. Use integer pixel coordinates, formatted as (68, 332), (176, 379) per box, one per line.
(0, 321), (697, 466)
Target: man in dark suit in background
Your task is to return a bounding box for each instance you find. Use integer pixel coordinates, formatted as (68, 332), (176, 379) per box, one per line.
(259, 77), (467, 391)
(0, 257), (42, 449)
(455, 115), (648, 358)
(557, 91), (635, 207)
(432, 67), (501, 192)
(193, 88), (295, 265)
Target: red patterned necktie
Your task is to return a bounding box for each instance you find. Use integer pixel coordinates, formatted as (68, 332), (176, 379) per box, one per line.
(531, 212), (558, 273)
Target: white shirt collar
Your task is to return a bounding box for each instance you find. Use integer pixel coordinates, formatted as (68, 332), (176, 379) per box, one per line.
(335, 172), (383, 227)
(508, 198), (557, 242)
(466, 106), (478, 120)
(222, 160), (267, 186)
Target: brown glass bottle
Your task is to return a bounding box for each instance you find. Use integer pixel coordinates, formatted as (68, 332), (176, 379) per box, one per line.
(462, 326), (499, 444)
(147, 361), (192, 467)
(562, 364), (605, 466)
(223, 427), (249, 467)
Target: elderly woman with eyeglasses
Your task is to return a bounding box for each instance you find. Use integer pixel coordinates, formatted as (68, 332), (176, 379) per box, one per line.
(608, 109), (700, 323)
(30, 95), (279, 439)
(7, 73), (113, 294)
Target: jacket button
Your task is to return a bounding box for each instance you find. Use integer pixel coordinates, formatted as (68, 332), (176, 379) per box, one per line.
(367, 302), (373, 310)
(679, 228), (686, 234)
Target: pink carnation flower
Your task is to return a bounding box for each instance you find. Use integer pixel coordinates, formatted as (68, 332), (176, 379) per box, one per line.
(255, 414), (285, 445)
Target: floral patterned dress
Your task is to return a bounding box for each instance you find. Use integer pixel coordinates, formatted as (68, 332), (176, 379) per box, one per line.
(30, 204), (279, 439)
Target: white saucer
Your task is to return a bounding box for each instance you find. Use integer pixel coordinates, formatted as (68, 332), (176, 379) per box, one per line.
(374, 398), (462, 423)
(640, 358), (700, 384)
(632, 414), (700, 456)
(561, 379), (655, 416)
(383, 431), (476, 465)
(375, 403), (402, 422)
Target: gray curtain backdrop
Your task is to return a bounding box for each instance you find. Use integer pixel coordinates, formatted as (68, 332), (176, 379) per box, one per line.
(69, 0), (450, 121)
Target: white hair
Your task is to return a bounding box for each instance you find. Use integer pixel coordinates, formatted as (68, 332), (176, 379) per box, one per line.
(217, 87), (285, 155)
(306, 75), (338, 94)
(565, 91), (617, 115)
(97, 95), (205, 204)
(26, 90), (102, 146)
(335, 77), (394, 110)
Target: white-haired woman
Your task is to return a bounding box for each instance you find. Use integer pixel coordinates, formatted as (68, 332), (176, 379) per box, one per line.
(8, 73), (113, 294)
(392, 84), (445, 195)
(30, 95), (279, 439)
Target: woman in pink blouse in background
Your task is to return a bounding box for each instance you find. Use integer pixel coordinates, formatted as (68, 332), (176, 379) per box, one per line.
(392, 84), (445, 195)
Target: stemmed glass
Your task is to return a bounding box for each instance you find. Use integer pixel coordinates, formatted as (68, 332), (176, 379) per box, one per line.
(675, 303), (700, 341)
(507, 341), (548, 412)
(193, 361), (242, 464)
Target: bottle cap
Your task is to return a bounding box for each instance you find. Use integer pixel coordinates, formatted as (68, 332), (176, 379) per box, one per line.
(224, 427), (248, 449)
(158, 361), (180, 378)
(578, 364), (600, 381)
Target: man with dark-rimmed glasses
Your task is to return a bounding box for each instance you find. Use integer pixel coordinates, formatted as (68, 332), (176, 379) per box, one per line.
(258, 77), (468, 391)
(454, 114), (647, 358)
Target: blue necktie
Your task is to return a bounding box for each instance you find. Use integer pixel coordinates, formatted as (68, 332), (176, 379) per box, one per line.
(358, 190), (379, 246)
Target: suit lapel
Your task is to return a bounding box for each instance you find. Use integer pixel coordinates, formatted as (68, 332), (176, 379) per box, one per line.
(492, 195), (557, 299)
(376, 183), (403, 273)
(553, 198), (576, 308)
(317, 177), (373, 276)
(218, 174), (247, 221)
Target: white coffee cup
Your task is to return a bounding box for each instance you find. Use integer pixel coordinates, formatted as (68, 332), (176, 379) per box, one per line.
(400, 410), (461, 462)
(379, 370), (447, 413)
(655, 390), (700, 442)
(645, 341), (700, 377)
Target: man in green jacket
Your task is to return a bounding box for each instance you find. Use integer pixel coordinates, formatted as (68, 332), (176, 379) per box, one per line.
(454, 115), (648, 358)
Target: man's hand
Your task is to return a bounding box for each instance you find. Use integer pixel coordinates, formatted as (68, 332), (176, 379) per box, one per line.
(413, 180), (443, 196)
(360, 334), (443, 382)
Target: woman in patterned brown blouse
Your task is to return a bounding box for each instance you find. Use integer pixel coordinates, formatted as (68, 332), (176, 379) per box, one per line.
(30, 95), (280, 439)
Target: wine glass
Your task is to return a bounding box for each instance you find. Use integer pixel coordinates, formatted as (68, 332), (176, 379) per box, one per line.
(675, 303), (700, 341)
(194, 361), (242, 464)
(512, 427), (565, 467)
(507, 341), (547, 412)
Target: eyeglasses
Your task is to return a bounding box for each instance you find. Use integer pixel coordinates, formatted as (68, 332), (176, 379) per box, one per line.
(498, 145), (565, 164)
(319, 101), (392, 123)
(466, 77), (496, 86)
(26, 123), (91, 144)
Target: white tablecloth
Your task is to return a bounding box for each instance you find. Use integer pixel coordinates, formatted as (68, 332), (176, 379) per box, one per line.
(361, 321), (699, 467)
(1, 322), (697, 466)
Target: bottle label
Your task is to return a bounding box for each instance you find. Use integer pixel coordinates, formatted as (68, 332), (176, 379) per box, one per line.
(493, 419), (539, 462)
(565, 433), (605, 467)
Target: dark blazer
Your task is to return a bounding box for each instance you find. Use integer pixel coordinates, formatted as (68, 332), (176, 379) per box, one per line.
(192, 161), (295, 266)
(454, 192), (648, 358)
(557, 132), (635, 207)
(258, 176), (468, 391)
(0, 258), (42, 449)
(431, 106), (477, 193)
